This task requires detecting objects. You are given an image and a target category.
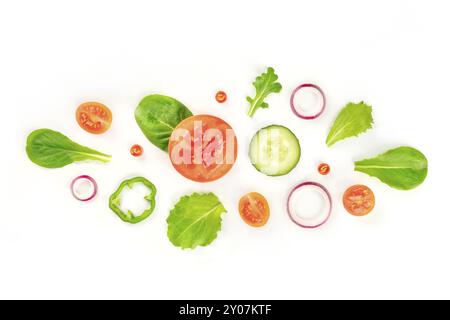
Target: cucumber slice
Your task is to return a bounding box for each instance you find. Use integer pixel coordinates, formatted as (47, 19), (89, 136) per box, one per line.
(249, 125), (301, 176)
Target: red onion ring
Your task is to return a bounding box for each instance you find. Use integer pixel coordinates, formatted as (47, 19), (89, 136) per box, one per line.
(287, 181), (332, 229)
(290, 84), (326, 120)
(70, 175), (98, 202)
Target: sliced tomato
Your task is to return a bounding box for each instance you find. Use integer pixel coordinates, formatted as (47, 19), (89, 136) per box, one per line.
(239, 192), (270, 227)
(76, 102), (112, 134)
(168, 115), (237, 182)
(343, 185), (375, 216)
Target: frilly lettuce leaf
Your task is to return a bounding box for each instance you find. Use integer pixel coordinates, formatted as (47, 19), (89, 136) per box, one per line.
(246, 67), (282, 117)
(326, 101), (373, 147)
(167, 193), (226, 250)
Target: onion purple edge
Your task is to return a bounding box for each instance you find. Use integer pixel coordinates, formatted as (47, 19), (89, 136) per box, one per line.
(287, 181), (333, 229)
(70, 175), (98, 202)
(290, 83), (326, 120)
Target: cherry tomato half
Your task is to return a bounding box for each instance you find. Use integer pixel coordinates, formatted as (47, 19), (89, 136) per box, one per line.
(130, 144), (143, 157)
(343, 185), (375, 216)
(168, 115), (238, 183)
(318, 163), (330, 175)
(76, 102), (112, 134)
(239, 192), (270, 227)
(215, 91), (227, 103)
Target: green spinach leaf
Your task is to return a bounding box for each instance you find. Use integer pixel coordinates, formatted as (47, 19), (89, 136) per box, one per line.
(354, 146), (428, 190)
(135, 94), (193, 151)
(167, 193), (226, 250)
(326, 101), (373, 147)
(26, 129), (111, 168)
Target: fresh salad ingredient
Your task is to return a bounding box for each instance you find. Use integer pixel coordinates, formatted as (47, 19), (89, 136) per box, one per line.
(26, 129), (111, 168)
(326, 101), (373, 147)
(318, 163), (330, 175)
(215, 91), (227, 103)
(167, 193), (226, 249)
(168, 115), (238, 182)
(249, 125), (300, 176)
(130, 144), (143, 157)
(354, 146), (428, 190)
(135, 94), (193, 152)
(343, 185), (375, 216)
(246, 67), (282, 117)
(287, 182), (332, 228)
(238, 192), (270, 227)
(70, 175), (98, 202)
(290, 84), (326, 120)
(76, 102), (112, 134)
(109, 177), (157, 224)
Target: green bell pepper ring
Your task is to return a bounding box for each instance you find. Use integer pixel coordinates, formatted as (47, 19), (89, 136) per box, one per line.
(109, 176), (157, 224)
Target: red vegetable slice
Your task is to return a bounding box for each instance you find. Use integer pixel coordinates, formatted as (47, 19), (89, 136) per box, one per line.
(290, 84), (326, 120)
(287, 181), (332, 228)
(71, 175), (98, 201)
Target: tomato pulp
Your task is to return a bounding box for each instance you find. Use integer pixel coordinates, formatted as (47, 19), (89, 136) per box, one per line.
(343, 185), (375, 216)
(168, 115), (237, 182)
(239, 192), (270, 227)
(76, 102), (112, 134)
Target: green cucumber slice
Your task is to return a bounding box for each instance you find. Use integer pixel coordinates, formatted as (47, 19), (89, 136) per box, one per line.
(249, 125), (301, 176)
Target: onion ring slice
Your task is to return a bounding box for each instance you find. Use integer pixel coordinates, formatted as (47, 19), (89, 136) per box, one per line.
(71, 175), (98, 202)
(290, 84), (326, 120)
(287, 181), (332, 228)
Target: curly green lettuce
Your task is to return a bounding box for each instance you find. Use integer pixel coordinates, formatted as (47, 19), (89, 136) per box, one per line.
(246, 67), (282, 117)
(167, 193), (226, 250)
(326, 101), (373, 147)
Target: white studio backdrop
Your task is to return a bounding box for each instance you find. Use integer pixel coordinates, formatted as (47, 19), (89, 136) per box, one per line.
(1, 0), (449, 299)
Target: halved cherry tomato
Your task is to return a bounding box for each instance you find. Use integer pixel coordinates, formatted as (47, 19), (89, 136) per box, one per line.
(343, 185), (375, 216)
(168, 115), (237, 182)
(239, 192), (270, 227)
(130, 144), (143, 157)
(76, 102), (112, 134)
(215, 91), (227, 103)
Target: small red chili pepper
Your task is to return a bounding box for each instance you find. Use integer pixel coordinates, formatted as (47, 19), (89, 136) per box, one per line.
(130, 144), (143, 157)
(215, 91), (227, 103)
(318, 163), (330, 175)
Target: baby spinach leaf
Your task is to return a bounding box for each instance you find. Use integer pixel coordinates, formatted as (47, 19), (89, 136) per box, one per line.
(326, 101), (373, 147)
(135, 94), (193, 151)
(246, 67), (282, 117)
(354, 146), (428, 190)
(26, 129), (111, 168)
(167, 193), (226, 250)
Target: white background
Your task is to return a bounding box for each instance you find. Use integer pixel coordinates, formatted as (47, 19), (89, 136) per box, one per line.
(1, 0), (449, 300)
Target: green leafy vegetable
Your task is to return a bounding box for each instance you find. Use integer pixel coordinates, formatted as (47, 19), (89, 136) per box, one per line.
(135, 94), (193, 151)
(109, 177), (157, 224)
(354, 146), (428, 190)
(26, 129), (111, 168)
(246, 67), (282, 117)
(326, 101), (373, 147)
(167, 193), (226, 250)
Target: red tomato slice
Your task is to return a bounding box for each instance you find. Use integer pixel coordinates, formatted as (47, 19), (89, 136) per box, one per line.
(76, 102), (112, 134)
(168, 115), (237, 182)
(239, 192), (270, 227)
(343, 185), (375, 216)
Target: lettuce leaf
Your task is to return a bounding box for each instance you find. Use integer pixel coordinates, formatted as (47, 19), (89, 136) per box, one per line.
(355, 146), (428, 190)
(167, 193), (226, 250)
(326, 101), (373, 147)
(246, 67), (282, 117)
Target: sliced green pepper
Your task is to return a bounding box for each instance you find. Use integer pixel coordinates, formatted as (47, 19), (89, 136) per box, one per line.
(109, 176), (157, 224)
